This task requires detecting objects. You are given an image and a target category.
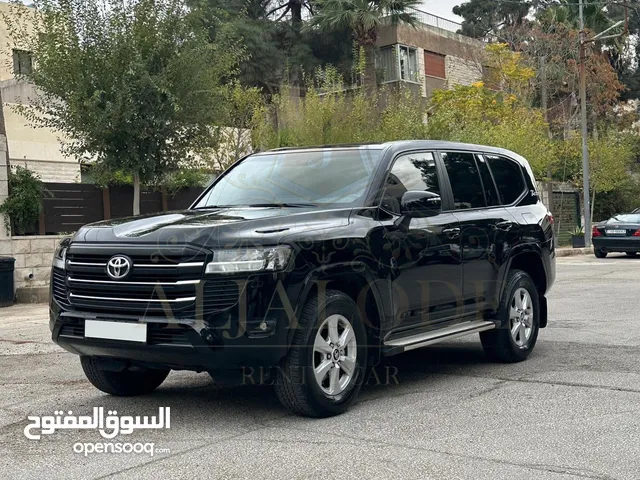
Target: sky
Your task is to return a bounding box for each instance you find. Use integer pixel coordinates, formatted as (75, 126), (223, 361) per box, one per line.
(421, 0), (464, 23)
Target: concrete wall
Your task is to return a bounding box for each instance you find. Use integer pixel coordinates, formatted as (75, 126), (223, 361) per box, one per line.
(0, 234), (66, 302)
(0, 135), (8, 238)
(1, 79), (81, 182)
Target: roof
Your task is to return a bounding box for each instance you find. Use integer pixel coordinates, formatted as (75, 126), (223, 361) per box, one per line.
(264, 140), (522, 158)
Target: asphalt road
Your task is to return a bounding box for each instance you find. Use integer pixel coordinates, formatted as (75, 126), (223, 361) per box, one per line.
(1, 254), (640, 479)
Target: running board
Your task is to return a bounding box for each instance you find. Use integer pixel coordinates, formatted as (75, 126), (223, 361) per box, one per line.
(383, 320), (496, 355)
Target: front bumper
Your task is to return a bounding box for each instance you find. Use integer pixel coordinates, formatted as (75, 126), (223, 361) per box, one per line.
(592, 236), (640, 252)
(49, 302), (288, 371)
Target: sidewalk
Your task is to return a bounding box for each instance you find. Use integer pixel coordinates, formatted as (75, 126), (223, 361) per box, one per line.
(556, 246), (592, 257)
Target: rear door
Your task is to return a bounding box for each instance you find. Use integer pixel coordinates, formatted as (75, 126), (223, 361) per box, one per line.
(439, 151), (514, 315)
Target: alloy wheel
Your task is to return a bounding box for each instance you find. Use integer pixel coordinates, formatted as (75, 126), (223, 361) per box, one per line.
(312, 314), (357, 396)
(509, 287), (534, 348)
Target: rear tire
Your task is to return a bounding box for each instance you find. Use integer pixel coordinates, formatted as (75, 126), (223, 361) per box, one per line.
(81, 357), (169, 396)
(626, 252), (637, 257)
(274, 290), (367, 417)
(594, 248), (607, 258)
(480, 270), (540, 363)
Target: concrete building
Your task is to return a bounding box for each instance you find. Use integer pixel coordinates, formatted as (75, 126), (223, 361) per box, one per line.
(376, 10), (485, 99)
(0, 1), (80, 183)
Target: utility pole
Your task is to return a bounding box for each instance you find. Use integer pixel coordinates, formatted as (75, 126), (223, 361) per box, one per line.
(579, 0), (590, 247)
(578, 0), (626, 247)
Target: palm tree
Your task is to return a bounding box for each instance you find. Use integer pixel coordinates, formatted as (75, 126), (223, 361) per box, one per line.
(311, 0), (421, 91)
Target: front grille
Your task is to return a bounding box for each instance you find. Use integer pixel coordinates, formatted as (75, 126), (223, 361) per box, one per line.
(58, 318), (191, 345)
(202, 278), (242, 313)
(59, 322), (83, 337)
(52, 268), (69, 307)
(59, 244), (248, 318)
(147, 324), (191, 345)
(64, 244), (207, 316)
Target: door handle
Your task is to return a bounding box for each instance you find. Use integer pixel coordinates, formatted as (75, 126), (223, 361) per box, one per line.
(442, 227), (460, 239)
(495, 221), (514, 231)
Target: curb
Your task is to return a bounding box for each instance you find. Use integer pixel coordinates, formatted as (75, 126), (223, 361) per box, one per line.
(556, 247), (592, 257)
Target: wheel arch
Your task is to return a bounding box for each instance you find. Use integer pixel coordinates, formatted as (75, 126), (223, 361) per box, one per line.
(291, 264), (388, 365)
(500, 248), (549, 328)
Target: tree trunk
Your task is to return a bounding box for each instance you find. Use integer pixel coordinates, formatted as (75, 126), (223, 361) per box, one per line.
(363, 45), (377, 93)
(133, 170), (141, 216)
(590, 186), (596, 228)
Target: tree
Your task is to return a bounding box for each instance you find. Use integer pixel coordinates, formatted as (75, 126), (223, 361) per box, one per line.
(310, 0), (421, 91)
(4, 0), (242, 215)
(426, 83), (555, 178)
(453, 0), (533, 39)
(210, 83), (262, 172)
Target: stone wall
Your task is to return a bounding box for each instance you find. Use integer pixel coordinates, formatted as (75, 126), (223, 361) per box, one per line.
(0, 235), (66, 302)
(445, 56), (483, 88)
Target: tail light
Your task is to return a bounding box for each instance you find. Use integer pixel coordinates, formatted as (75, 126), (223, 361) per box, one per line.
(592, 226), (602, 237)
(633, 228), (640, 237)
(546, 212), (554, 225)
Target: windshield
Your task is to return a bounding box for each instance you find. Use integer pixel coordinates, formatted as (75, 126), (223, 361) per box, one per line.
(610, 214), (640, 223)
(194, 148), (383, 209)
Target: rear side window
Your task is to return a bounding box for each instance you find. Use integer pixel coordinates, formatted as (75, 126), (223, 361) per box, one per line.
(441, 152), (486, 210)
(487, 155), (526, 205)
(475, 155), (500, 207)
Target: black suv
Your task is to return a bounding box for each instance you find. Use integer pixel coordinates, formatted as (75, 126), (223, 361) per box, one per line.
(50, 141), (555, 417)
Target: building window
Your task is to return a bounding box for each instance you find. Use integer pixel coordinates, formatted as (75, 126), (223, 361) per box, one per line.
(399, 45), (418, 82)
(424, 51), (446, 79)
(13, 49), (33, 75)
(376, 45), (419, 83)
(376, 46), (398, 82)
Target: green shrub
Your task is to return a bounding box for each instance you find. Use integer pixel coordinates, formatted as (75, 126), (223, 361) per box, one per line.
(0, 167), (48, 235)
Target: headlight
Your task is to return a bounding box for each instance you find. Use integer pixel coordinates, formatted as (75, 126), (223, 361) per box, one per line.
(52, 239), (70, 270)
(205, 246), (292, 274)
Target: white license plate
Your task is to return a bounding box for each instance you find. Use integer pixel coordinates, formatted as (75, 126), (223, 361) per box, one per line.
(606, 229), (626, 235)
(85, 320), (147, 343)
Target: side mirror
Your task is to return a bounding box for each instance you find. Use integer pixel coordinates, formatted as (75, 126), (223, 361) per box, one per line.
(400, 190), (441, 218)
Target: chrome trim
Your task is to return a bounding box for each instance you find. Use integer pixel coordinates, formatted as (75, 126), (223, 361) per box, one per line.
(67, 277), (200, 286)
(66, 261), (204, 268)
(135, 262), (204, 268)
(68, 293), (196, 303)
(67, 261), (106, 267)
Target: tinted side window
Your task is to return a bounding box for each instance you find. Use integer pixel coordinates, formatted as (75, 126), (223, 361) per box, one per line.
(381, 152), (440, 214)
(487, 155), (526, 205)
(441, 152), (486, 210)
(475, 155), (500, 206)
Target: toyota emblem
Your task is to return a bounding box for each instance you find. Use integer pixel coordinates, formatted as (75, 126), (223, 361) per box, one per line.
(106, 255), (132, 279)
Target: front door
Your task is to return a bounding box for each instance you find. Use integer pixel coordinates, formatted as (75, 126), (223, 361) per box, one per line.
(378, 151), (463, 333)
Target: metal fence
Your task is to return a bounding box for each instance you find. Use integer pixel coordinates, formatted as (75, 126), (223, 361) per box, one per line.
(408, 8), (462, 34)
(22, 184), (206, 235)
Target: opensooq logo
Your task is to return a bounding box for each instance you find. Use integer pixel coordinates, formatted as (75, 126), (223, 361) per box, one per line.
(24, 407), (170, 440)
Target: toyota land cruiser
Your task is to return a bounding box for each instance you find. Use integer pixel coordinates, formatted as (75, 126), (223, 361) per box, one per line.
(50, 141), (555, 417)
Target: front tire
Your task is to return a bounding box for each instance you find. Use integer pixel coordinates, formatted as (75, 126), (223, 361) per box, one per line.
(594, 248), (607, 258)
(480, 270), (540, 363)
(81, 357), (169, 396)
(626, 252), (637, 257)
(274, 290), (367, 417)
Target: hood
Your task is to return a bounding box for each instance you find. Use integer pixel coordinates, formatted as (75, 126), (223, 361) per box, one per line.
(71, 207), (352, 247)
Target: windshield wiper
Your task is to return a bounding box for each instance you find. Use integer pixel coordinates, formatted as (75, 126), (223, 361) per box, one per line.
(247, 202), (318, 208)
(191, 205), (237, 210)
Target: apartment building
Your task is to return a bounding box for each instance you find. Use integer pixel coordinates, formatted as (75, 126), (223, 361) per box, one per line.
(376, 10), (485, 99)
(0, 1), (81, 183)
